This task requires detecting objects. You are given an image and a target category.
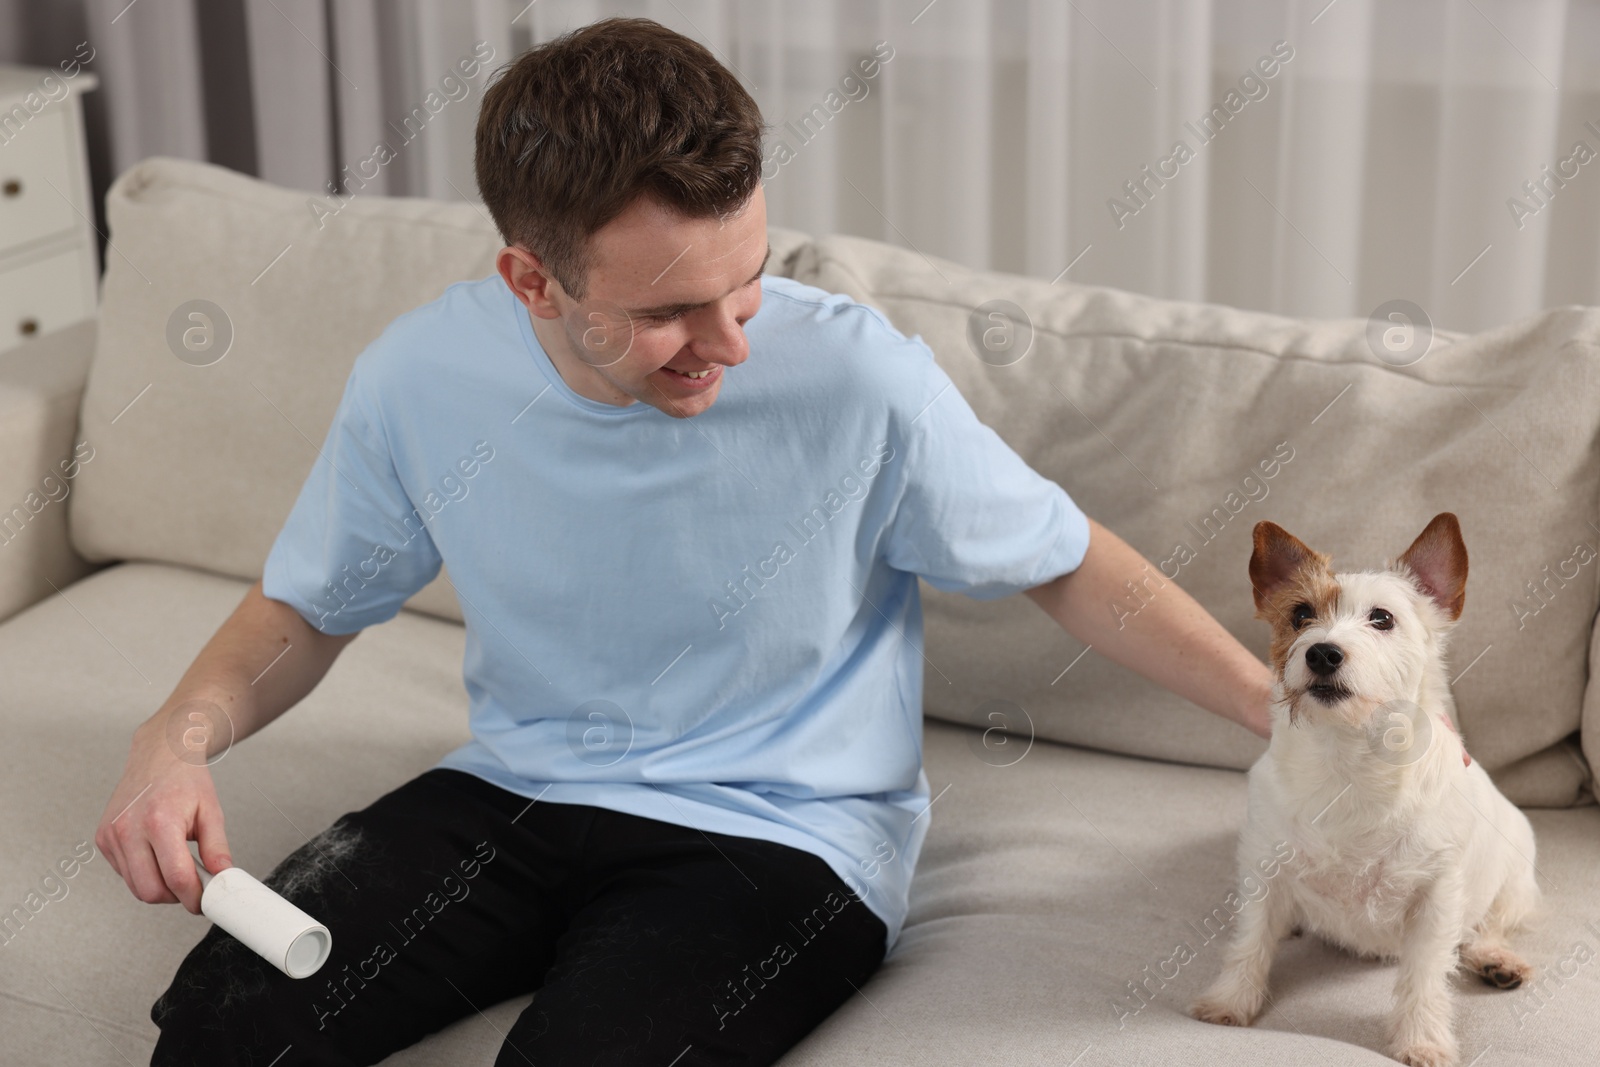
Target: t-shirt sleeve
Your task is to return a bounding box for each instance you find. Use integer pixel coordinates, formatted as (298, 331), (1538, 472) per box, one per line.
(260, 361), (444, 635)
(880, 343), (1092, 600)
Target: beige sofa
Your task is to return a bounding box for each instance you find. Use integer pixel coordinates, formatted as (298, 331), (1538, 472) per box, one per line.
(3, 156), (1597, 1066)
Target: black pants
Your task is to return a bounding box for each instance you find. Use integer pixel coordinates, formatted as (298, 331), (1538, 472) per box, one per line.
(150, 768), (888, 1066)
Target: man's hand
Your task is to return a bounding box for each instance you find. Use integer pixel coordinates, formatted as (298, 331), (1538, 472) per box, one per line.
(95, 715), (232, 915)
(1025, 516), (1275, 740)
(94, 580), (361, 914)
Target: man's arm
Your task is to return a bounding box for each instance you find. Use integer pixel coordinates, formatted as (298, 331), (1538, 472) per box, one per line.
(1024, 516), (1275, 739)
(94, 580), (359, 915)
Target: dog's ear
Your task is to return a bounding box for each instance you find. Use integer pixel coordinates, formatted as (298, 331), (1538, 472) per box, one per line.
(1249, 521), (1322, 615)
(1395, 512), (1468, 622)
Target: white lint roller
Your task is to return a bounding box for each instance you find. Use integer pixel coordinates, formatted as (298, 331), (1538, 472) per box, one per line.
(188, 841), (333, 979)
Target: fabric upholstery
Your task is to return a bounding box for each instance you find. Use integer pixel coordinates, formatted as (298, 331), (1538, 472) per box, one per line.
(64, 156), (813, 628)
(9, 153), (1596, 1064)
(0, 562), (1592, 1066)
(798, 234), (1600, 805)
(0, 319), (97, 623)
(66, 158), (1598, 804)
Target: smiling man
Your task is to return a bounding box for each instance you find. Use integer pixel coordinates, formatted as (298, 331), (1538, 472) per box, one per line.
(513, 190), (771, 415)
(101, 16), (1274, 1067)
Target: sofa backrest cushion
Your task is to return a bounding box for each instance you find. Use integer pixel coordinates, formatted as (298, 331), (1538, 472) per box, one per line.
(68, 157), (811, 627)
(71, 158), (1598, 806)
(790, 235), (1600, 806)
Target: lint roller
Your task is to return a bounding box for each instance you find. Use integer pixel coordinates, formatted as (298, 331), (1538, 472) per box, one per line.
(188, 841), (333, 979)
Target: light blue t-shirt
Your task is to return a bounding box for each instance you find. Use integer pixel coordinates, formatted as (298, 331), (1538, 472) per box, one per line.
(261, 271), (1091, 950)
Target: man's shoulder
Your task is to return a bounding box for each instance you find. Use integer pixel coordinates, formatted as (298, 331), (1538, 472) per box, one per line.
(758, 275), (910, 341)
(351, 274), (513, 390)
(755, 275), (936, 391)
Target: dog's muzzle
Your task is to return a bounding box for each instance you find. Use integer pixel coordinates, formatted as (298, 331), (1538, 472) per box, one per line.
(1304, 642), (1350, 703)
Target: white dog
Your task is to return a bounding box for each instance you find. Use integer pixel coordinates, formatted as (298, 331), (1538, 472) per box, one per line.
(1190, 513), (1539, 1067)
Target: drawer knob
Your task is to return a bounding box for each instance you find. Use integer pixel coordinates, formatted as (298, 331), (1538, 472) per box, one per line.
(2, 179), (19, 197)
(18, 318), (39, 336)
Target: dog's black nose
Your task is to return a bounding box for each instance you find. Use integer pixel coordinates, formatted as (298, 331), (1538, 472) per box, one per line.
(1305, 642), (1343, 676)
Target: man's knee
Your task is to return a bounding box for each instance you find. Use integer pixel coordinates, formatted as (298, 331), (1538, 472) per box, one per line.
(150, 930), (296, 1065)
(149, 817), (378, 1065)
(153, 929), (267, 1020)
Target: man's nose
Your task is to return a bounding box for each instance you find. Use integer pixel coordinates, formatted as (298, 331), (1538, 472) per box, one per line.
(692, 306), (750, 365)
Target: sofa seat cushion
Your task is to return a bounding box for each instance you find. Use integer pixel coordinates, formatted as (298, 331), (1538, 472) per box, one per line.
(0, 560), (479, 1062)
(786, 721), (1600, 1066)
(5, 562), (1596, 1065)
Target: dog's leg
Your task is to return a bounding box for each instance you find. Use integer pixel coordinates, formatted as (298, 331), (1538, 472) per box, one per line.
(1388, 870), (1466, 1067)
(1459, 858), (1539, 990)
(1188, 875), (1295, 1027)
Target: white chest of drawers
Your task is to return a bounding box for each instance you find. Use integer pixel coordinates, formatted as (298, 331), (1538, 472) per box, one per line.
(0, 61), (101, 355)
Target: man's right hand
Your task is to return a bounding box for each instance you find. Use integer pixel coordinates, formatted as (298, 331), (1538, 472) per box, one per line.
(93, 580), (360, 916)
(95, 715), (233, 916)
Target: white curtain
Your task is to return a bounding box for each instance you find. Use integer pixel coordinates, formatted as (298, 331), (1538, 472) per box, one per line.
(11, 0), (1600, 332)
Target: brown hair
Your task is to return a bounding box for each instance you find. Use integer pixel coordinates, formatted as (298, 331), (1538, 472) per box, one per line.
(474, 17), (766, 301)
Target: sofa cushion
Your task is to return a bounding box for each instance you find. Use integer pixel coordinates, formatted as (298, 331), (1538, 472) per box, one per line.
(0, 318), (97, 623)
(3, 560), (1594, 1065)
(793, 235), (1600, 807)
(0, 561), (473, 1061)
(65, 157), (813, 628)
(783, 719), (1600, 1067)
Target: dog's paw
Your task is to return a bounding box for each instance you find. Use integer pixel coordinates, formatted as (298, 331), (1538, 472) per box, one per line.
(1391, 1041), (1458, 1067)
(1462, 944), (1534, 990)
(1479, 961), (1531, 989)
(1188, 994), (1256, 1028)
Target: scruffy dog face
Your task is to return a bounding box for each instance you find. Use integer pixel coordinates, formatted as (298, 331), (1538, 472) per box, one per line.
(1248, 513), (1468, 728)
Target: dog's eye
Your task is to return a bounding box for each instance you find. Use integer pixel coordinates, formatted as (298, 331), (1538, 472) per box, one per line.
(1369, 608), (1394, 631)
(1290, 603), (1315, 630)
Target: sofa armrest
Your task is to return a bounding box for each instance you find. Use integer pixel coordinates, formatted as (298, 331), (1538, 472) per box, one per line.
(0, 319), (99, 624)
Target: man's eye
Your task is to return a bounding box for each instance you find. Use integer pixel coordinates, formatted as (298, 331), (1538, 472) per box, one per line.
(1369, 608), (1394, 631)
(1290, 603), (1315, 630)
(650, 310), (686, 325)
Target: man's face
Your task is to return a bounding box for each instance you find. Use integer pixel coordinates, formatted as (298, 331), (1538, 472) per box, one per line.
(501, 185), (770, 419)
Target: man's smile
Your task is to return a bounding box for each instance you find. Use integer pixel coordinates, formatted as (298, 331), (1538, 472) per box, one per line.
(657, 364), (722, 387)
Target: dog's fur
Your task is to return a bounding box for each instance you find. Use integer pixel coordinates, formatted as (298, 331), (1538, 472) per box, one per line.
(1189, 513), (1539, 1067)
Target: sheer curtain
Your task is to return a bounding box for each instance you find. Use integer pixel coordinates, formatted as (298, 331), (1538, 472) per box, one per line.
(3, 0), (1597, 332)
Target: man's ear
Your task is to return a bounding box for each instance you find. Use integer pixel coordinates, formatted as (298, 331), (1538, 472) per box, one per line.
(1249, 521), (1325, 615)
(497, 245), (563, 318)
(1394, 512), (1468, 622)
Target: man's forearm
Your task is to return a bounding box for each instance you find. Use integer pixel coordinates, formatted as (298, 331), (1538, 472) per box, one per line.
(1024, 517), (1274, 738)
(101, 581), (357, 911)
(138, 580), (359, 756)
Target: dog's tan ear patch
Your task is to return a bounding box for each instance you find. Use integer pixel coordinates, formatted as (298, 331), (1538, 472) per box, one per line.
(1395, 512), (1468, 622)
(1249, 521), (1331, 616)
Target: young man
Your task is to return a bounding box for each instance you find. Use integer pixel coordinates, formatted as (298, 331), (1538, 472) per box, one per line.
(98, 16), (1274, 1066)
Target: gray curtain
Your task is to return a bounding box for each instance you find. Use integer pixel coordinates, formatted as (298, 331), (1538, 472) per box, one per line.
(2, 0), (1598, 332)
